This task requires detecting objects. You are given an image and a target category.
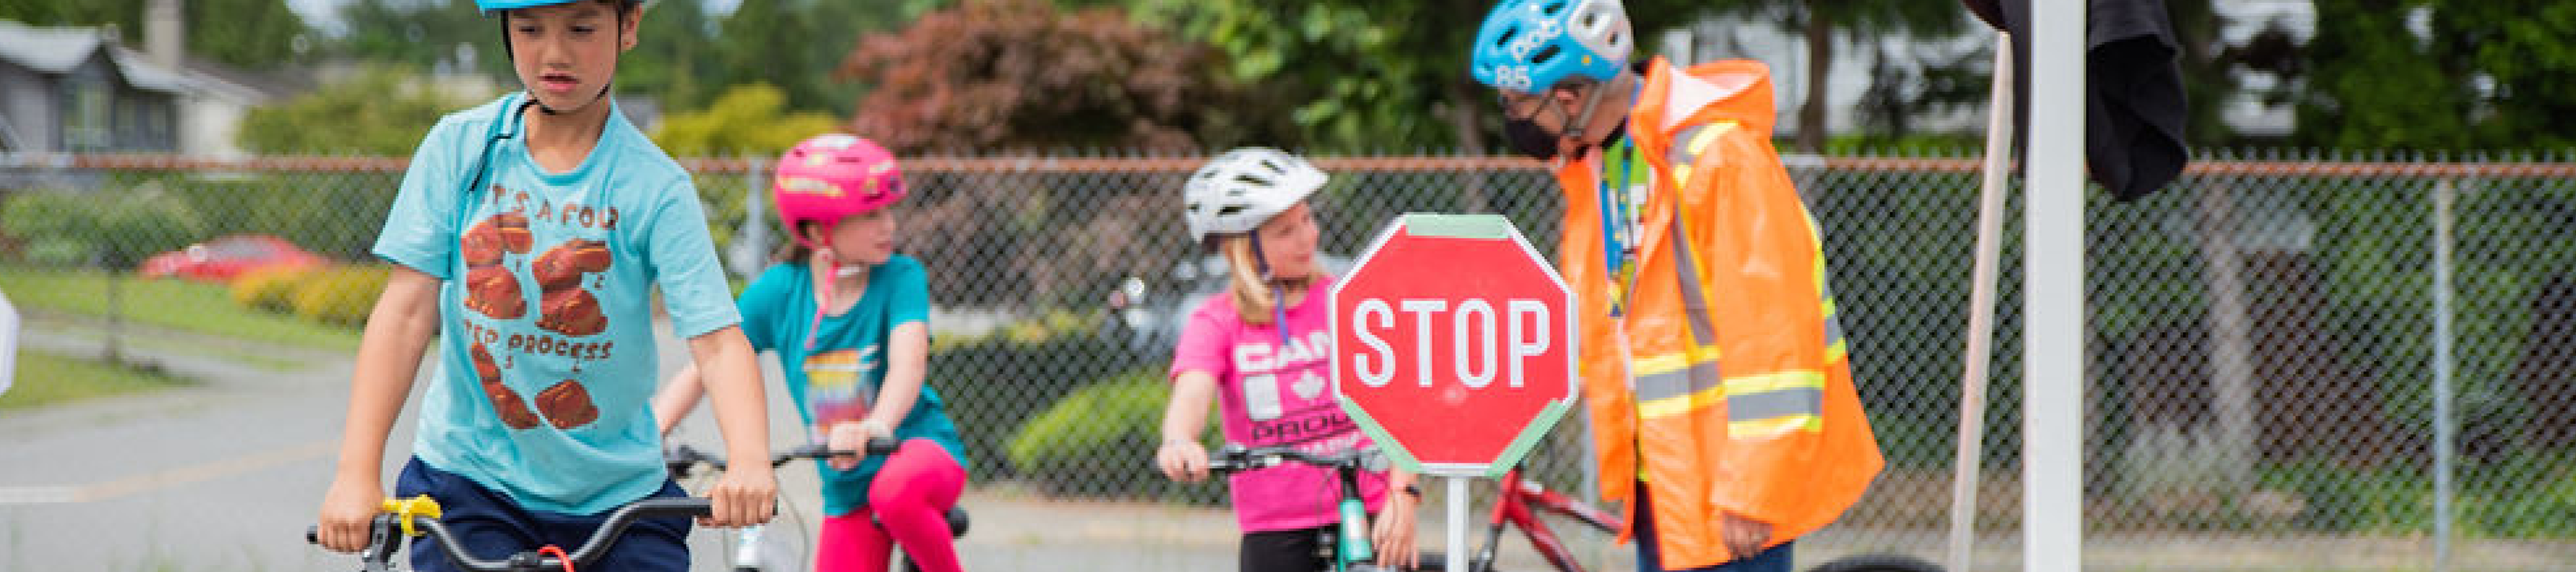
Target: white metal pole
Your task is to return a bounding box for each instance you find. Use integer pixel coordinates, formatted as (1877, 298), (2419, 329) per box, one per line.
(1950, 29), (2016, 572)
(2432, 179), (2456, 572)
(2026, 0), (2087, 570)
(1448, 477), (1469, 572)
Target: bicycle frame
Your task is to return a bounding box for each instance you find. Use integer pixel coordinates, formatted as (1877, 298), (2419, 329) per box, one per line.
(1208, 445), (1397, 572)
(1472, 467), (1624, 572)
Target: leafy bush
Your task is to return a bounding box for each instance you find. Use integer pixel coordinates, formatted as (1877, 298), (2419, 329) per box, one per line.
(291, 264), (392, 326)
(1, 187), (206, 267)
(929, 310), (1147, 480)
(649, 84), (840, 158)
(1004, 367), (1216, 500)
(233, 264), (321, 314)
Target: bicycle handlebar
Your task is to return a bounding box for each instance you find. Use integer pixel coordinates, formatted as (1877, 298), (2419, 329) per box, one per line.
(307, 497), (711, 572)
(664, 437), (900, 477)
(1204, 445), (1385, 475)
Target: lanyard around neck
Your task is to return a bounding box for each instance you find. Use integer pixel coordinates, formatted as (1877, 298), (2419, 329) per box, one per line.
(1596, 136), (1644, 317)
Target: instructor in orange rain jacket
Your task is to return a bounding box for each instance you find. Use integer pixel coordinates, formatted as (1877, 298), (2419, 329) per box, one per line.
(1467, 1), (1882, 570)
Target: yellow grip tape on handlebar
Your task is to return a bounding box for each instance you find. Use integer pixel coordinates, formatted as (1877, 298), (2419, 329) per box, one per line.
(381, 495), (443, 538)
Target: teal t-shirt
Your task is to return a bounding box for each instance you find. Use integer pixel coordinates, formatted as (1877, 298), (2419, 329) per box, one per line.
(736, 255), (967, 516)
(374, 93), (741, 515)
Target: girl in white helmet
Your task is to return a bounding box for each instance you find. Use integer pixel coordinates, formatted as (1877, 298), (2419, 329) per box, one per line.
(1155, 148), (1422, 571)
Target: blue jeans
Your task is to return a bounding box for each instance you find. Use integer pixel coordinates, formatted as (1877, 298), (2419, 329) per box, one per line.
(392, 457), (692, 572)
(1635, 483), (1794, 572)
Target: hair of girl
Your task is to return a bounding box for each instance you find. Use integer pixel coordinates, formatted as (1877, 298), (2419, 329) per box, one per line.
(1218, 233), (1277, 325)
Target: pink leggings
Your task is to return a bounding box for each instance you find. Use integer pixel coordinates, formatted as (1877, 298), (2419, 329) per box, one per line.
(815, 439), (966, 572)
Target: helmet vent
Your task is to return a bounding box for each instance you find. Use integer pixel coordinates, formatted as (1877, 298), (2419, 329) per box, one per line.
(1530, 45), (1562, 65)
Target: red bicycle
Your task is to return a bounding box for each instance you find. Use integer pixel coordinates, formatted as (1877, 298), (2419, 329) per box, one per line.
(1465, 464), (1939, 572)
(1463, 465), (1621, 572)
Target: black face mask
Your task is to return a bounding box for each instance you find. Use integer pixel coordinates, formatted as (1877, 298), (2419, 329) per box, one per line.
(1503, 116), (1563, 161)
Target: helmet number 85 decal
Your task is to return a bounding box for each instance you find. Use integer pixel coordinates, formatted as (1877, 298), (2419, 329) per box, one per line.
(1491, 65), (1535, 92)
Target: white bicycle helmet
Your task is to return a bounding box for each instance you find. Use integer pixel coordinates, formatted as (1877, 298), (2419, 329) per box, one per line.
(1183, 148), (1327, 242)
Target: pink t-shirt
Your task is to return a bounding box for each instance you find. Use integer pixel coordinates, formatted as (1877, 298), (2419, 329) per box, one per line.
(1171, 276), (1390, 533)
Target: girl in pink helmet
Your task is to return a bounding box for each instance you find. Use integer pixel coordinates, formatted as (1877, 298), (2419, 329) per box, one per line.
(655, 134), (968, 572)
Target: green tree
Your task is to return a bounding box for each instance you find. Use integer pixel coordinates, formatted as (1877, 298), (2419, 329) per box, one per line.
(236, 66), (482, 156)
(2292, 0), (2576, 150)
(648, 82), (841, 157)
(619, 0), (720, 109)
(1122, 0), (1739, 154)
(334, 0), (506, 78)
(1710, 0), (1965, 152)
(2292, 0), (2469, 149)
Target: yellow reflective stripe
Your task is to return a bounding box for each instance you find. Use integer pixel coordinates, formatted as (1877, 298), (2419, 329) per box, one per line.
(1688, 122), (1734, 156)
(1825, 339), (1849, 363)
(1630, 345), (1721, 377)
(1667, 122), (1738, 189)
(1638, 384), (1721, 420)
(1637, 369), (1827, 420)
(1730, 415), (1824, 435)
(1722, 370), (1825, 396)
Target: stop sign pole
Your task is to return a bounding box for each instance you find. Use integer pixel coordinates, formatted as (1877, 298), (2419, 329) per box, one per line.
(1331, 214), (1577, 572)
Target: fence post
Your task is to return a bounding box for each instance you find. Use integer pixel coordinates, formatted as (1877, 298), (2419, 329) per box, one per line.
(2431, 179), (2456, 572)
(2198, 183), (2259, 492)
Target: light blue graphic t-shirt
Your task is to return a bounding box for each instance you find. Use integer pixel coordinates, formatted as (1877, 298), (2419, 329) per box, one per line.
(736, 255), (967, 516)
(374, 93), (740, 515)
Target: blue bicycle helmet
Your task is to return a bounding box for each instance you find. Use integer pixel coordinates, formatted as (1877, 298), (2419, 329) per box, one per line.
(1469, 0), (1634, 93)
(475, 0), (640, 14)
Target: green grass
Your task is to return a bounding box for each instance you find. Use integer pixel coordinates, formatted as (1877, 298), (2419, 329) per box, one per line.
(0, 266), (361, 352)
(0, 349), (192, 409)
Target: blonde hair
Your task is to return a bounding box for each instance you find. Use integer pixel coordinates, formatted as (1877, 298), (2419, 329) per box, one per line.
(1217, 235), (1278, 325)
(1216, 234), (1321, 325)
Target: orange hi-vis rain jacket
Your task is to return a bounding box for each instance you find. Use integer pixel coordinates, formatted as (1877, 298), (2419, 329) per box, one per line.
(1552, 57), (1882, 568)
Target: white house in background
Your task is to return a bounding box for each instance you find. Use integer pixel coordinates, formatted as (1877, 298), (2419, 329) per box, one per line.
(0, 10), (300, 157)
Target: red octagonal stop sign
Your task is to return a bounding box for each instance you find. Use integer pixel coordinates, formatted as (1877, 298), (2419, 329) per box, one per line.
(1333, 214), (1577, 478)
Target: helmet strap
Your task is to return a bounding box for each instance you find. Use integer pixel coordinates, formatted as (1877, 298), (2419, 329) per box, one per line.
(1250, 232), (1294, 339)
(1559, 76), (1617, 161)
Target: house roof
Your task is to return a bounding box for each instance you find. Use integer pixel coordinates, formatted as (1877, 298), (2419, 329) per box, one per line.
(0, 19), (192, 94)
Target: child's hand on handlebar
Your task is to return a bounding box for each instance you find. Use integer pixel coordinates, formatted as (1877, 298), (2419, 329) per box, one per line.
(313, 477), (385, 553)
(824, 420), (890, 470)
(702, 464), (776, 528)
(1155, 438), (1210, 482)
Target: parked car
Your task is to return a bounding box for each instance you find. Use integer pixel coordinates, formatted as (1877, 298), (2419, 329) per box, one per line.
(137, 234), (327, 282)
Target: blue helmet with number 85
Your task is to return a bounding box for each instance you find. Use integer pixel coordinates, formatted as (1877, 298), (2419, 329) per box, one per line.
(1469, 0), (1633, 93)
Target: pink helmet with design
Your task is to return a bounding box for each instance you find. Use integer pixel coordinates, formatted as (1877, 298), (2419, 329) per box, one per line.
(773, 133), (907, 249)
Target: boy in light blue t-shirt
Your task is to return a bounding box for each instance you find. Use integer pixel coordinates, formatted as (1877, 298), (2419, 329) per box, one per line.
(313, 1), (774, 569)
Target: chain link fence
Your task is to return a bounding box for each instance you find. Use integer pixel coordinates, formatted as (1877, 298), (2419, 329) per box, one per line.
(4, 150), (2573, 571)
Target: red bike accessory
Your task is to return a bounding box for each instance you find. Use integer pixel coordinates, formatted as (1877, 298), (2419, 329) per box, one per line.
(537, 545), (574, 572)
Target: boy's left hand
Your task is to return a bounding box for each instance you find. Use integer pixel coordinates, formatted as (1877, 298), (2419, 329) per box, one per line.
(703, 465), (776, 528)
(1372, 485), (1421, 569)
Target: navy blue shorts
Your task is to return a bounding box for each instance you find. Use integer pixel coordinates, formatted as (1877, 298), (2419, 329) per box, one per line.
(392, 457), (693, 572)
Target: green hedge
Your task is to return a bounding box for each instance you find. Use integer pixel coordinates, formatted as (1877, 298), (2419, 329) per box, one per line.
(929, 310), (1149, 480)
